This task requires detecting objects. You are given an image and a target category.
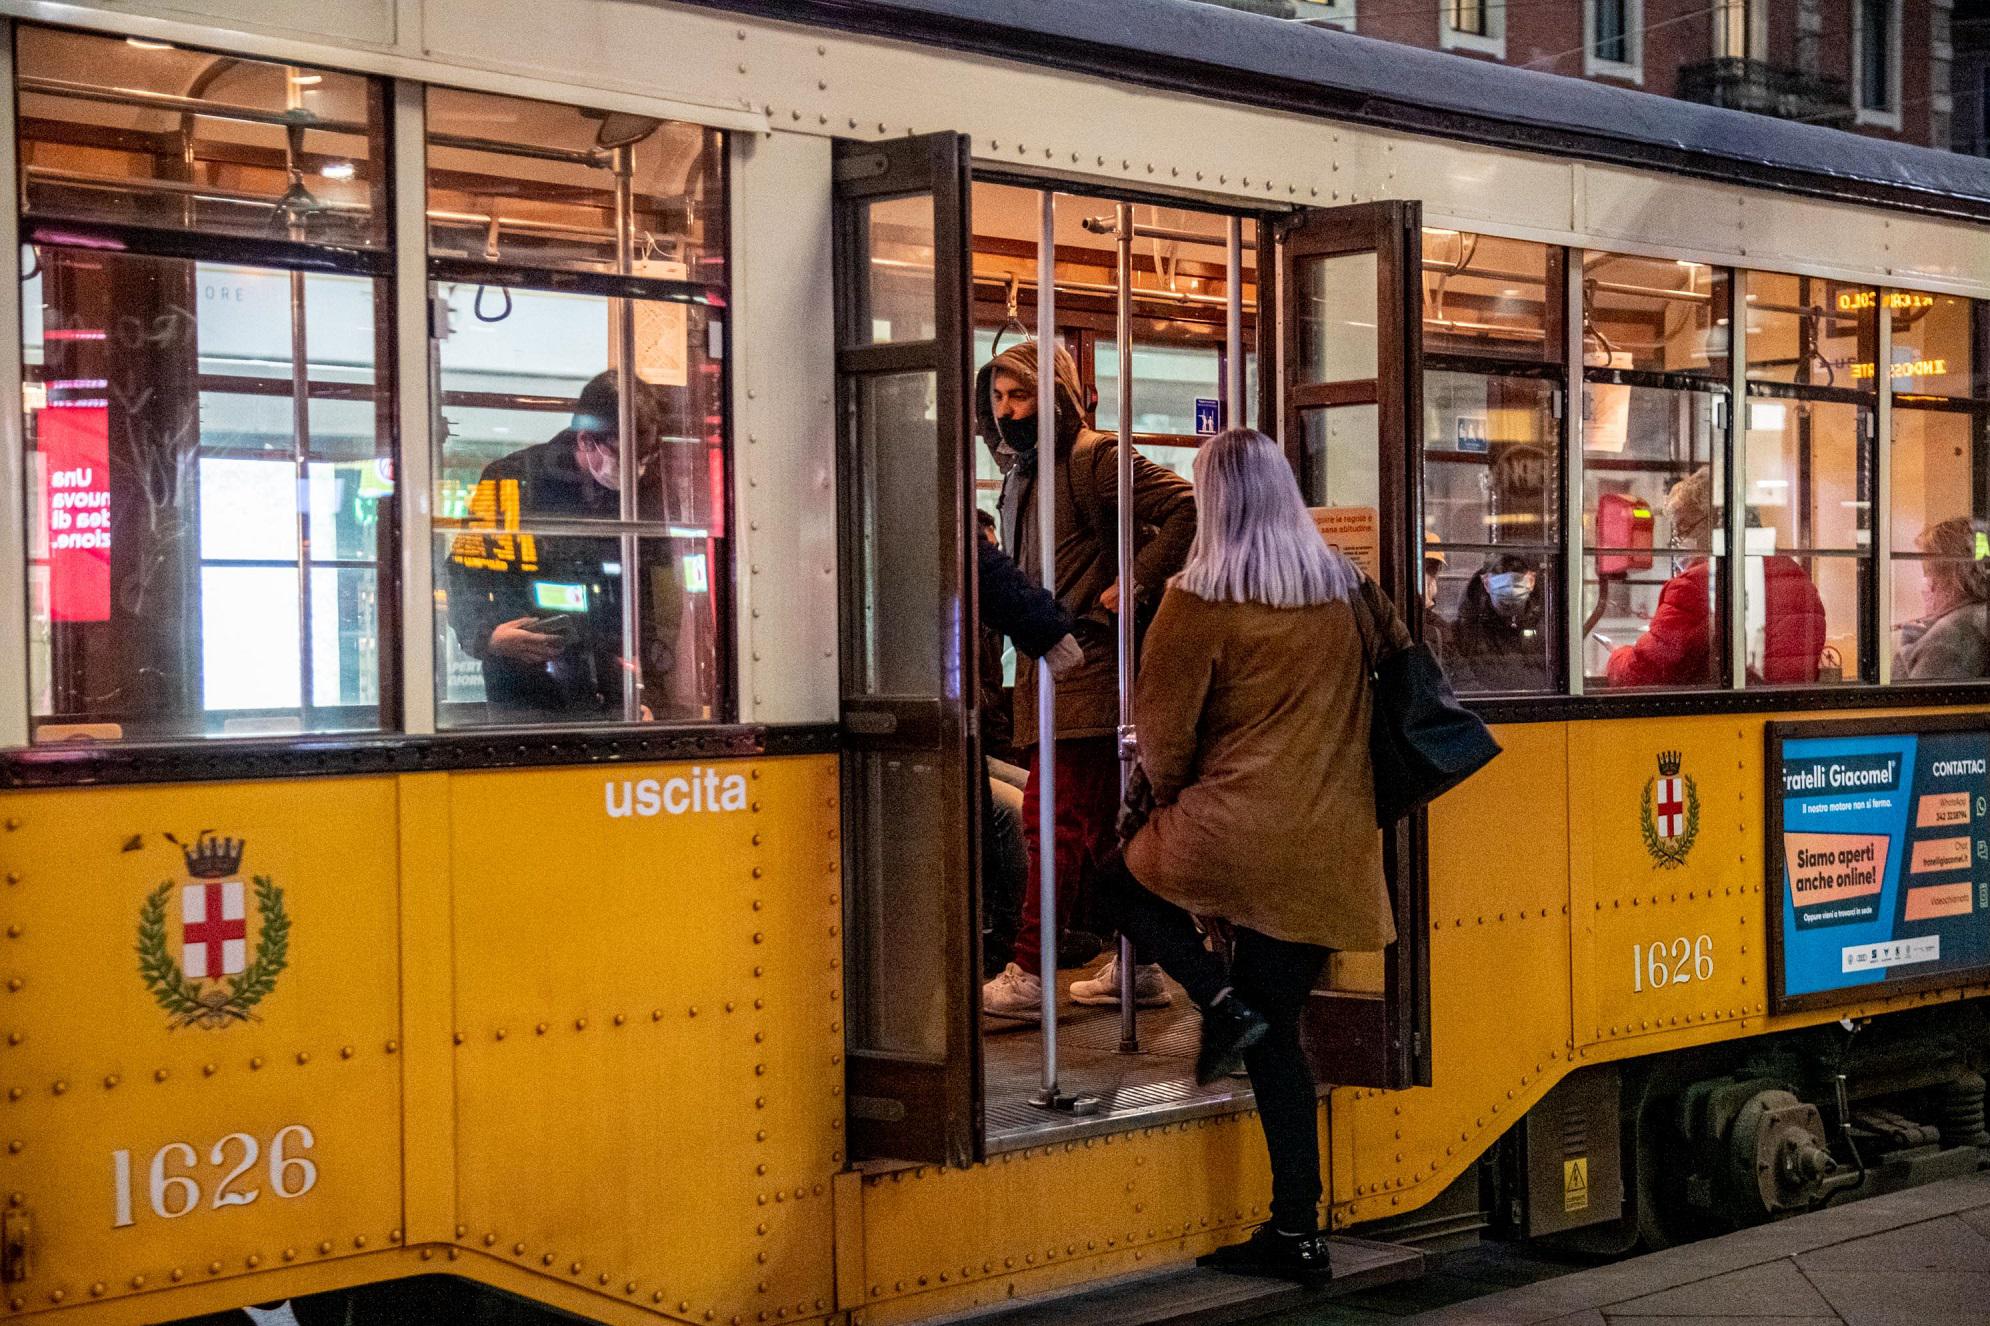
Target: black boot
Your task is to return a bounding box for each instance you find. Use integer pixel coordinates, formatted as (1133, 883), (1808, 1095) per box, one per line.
(1201, 1224), (1334, 1287)
(1195, 994), (1268, 1084)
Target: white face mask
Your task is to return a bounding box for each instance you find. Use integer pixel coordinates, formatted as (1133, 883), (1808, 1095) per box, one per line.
(578, 436), (620, 491)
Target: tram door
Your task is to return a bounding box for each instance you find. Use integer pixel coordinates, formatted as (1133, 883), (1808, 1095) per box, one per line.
(832, 134), (986, 1166)
(1277, 201), (1434, 1090)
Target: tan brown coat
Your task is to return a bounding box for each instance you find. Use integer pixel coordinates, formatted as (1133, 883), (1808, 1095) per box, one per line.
(1122, 585), (1410, 952)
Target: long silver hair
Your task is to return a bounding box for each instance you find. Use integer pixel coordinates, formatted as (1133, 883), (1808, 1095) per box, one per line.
(1173, 428), (1361, 607)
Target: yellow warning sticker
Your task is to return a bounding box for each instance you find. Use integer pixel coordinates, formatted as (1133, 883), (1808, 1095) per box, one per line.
(1563, 1157), (1590, 1213)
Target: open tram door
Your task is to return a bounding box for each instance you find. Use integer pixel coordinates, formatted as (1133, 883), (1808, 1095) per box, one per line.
(832, 133), (986, 1166)
(1276, 201), (1434, 1091)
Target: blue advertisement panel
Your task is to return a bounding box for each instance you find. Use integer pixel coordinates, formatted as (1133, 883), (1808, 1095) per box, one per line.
(1769, 720), (1990, 1012)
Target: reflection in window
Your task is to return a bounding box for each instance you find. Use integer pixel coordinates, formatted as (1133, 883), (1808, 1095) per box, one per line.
(23, 250), (388, 739)
(1745, 272), (1876, 391)
(16, 26), (385, 249)
(428, 87), (728, 729)
(1889, 334), (1989, 681)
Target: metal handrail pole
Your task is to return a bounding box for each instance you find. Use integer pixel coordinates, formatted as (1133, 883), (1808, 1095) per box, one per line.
(1114, 203), (1139, 1053)
(1036, 188), (1061, 1101)
(613, 143), (642, 723)
(1225, 216), (1244, 426)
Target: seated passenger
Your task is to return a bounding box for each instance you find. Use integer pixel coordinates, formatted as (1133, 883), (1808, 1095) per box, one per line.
(1895, 517), (1990, 680)
(1099, 426), (1409, 1286)
(1446, 554), (1546, 693)
(1605, 467), (1825, 687)
(446, 371), (681, 723)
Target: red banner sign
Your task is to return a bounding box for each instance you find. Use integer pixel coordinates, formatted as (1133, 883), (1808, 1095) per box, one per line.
(42, 405), (111, 622)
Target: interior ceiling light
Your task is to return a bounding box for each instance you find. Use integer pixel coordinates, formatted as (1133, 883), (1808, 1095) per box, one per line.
(126, 37), (175, 50)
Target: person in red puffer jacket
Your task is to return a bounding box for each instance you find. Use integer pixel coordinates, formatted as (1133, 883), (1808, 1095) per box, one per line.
(1607, 468), (1827, 688)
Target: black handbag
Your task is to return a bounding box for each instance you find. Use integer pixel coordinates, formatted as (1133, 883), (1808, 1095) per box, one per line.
(1353, 578), (1502, 826)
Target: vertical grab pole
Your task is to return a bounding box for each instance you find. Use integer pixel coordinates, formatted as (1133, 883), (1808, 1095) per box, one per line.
(1034, 188), (1063, 1104)
(1114, 203), (1140, 1053)
(612, 143), (643, 723)
(1225, 216), (1245, 427)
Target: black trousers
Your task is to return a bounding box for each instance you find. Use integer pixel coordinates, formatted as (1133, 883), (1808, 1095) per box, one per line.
(1096, 855), (1332, 1235)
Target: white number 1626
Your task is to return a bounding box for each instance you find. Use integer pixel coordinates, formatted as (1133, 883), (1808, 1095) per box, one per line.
(1631, 935), (1714, 993)
(111, 1124), (316, 1227)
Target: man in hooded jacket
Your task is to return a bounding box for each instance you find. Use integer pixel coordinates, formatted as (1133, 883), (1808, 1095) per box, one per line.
(976, 341), (1197, 1019)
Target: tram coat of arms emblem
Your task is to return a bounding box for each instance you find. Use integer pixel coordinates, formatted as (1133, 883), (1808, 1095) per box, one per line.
(1639, 751), (1701, 869)
(136, 834), (290, 1029)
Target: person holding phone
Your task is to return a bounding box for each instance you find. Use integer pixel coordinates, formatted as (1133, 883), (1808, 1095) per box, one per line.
(447, 370), (681, 723)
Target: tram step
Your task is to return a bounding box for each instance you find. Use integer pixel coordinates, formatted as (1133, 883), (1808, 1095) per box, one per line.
(937, 1236), (1424, 1326)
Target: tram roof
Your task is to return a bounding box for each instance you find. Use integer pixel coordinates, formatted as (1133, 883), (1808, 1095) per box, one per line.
(727, 0), (1990, 222)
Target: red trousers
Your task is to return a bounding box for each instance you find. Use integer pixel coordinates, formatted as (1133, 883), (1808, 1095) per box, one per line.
(1014, 736), (1122, 976)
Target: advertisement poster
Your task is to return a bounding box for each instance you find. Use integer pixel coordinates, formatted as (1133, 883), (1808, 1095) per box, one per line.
(1771, 723), (1990, 1010)
(40, 403), (111, 622)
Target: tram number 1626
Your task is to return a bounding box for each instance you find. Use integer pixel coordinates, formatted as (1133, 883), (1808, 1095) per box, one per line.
(1631, 936), (1715, 993)
(111, 1124), (317, 1228)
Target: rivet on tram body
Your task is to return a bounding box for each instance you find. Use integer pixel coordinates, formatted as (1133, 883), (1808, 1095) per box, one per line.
(131, 1275), (145, 1288)
(513, 1242), (526, 1255)
(570, 1261), (582, 1275)
(542, 1253), (554, 1266)
(283, 1248), (297, 1261)
(5, 978), (18, 992)
(5, 926), (18, 939)
(171, 1268), (184, 1282)
(420, 1249), (433, 1261)
(4, 873), (16, 884)
(246, 1255), (261, 1269)
(207, 1261), (222, 1275)
(385, 1040), (398, 1053)
(49, 1080), (63, 1095)
(319, 1242), (333, 1254)
(47, 1291), (62, 1304)
(89, 1282), (105, 1297)
(4, 1033), (17, 1047)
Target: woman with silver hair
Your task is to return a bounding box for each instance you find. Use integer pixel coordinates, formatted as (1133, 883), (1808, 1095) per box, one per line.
(1096, 427), (1408, 1285)
(1895, 517), (1990, 680)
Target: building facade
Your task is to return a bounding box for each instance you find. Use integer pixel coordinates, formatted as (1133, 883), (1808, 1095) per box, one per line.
(1203, 0), (1952, 148)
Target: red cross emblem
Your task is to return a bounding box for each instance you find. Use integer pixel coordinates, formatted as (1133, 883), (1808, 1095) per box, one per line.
(181, 881), (246, 981)
(1655, 776), (1685, 840)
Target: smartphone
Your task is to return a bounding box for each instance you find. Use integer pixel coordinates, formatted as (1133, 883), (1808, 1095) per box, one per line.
(523, 614), (578, 637)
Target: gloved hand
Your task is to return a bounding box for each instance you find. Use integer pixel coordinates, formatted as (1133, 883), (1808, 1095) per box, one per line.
(1044, 634), (1084, 678)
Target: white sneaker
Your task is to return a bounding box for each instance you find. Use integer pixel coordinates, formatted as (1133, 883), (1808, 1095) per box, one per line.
(982, 963), (1044, 1020)
(1070, 956), (1172, 1007)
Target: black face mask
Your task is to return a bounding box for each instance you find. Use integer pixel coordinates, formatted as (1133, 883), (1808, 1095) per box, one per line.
(995, 412), (1039, 453)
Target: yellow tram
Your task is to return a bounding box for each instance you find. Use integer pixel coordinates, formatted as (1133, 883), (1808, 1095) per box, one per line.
(1, 1), (1989, 1323)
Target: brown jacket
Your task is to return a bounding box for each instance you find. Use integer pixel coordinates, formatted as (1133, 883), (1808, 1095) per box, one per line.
(1123, 584), (1411, 952)
(977, 342), (1197, 745)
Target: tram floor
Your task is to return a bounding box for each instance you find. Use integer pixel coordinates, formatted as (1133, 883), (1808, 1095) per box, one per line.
(981, 959), (1251, 1151)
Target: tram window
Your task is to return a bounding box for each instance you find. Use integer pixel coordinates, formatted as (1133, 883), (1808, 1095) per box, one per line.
(1094, 339), (1258, 441)
(432, 286), (725, 727)
(425, 87), (724, 282)
(854, 195), (938, 345)
(15, 27), (385, 250)
(1301, 405), (1380, 509)
(1299, 253), (1379, 384)
(1423, 231), (1554, 362)
(1745, 272), (1876, 390)
(23, 249), (390, 739)
(1890, 406), (1989, 681)
(1583, 253), (1728, 378)
(1886, 292), (1979, 400)
(1580, 385), (1725, 689)
(1423, 372), (1559, 693)
(1741, 399), (1861, 685)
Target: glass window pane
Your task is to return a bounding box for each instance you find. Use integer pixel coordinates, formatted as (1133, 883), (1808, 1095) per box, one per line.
(24, 247), (385, 741)
(1301, 404), (1380, 509)
(850, 750), (947, 1057)
(434, 286), (721, 528)
(1886, 290), (1978, 399)
(425, 87), (725, 280)
(1890, 404), (1989, 681)
(1095, 338), (1256, 436)
(16, 26), (385, 248)
(1744, 399), (1869, 554)
(1423, 371), (1559, 546)
(853, 372), (941, 694)
(1298, 253), (1378, 384)
(1423, 231), (1552, 361)
(1584, 253), (1728, 378)
(436, 531), (718, 727)
(1746, 271), (1875, 390)
(858, 195), (937, 345)
(1581, 384), (1724, 689)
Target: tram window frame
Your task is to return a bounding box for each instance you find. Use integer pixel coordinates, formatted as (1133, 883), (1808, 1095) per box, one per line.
(1740, 272), (1880, 689)
(1884, 287), (1990, 687)
(1419, 231), (1567, 697)
(14, 26), (400, 744)
(423, 86), (735, 732)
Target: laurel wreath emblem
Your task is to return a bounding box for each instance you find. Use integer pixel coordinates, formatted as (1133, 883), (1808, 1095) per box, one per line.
(136, 876), (289, 1030)
(1639, 776), (1701, 870)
